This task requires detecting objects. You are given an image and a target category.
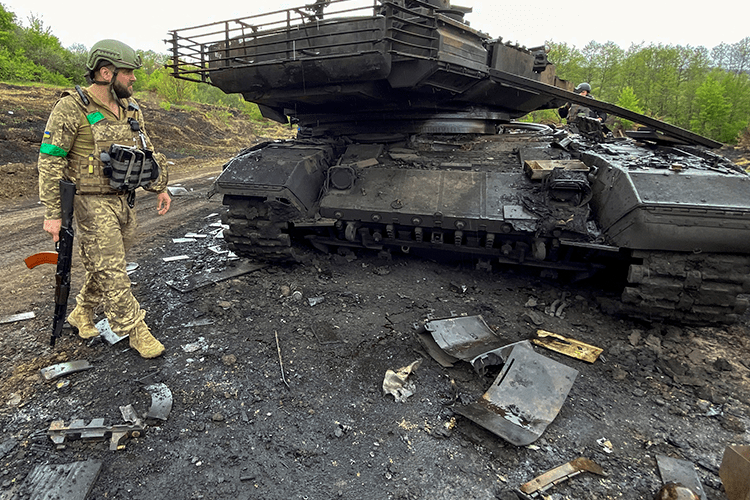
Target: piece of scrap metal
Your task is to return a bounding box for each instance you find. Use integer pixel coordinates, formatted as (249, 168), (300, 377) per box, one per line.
(40, 360), (93, 382)
(166, 260), (265, 292)
(455, 342), (578, 446)
(15, 459), (102, 500)
(48, 418), (145, 451)
(533, 329), (603, 363)
(720, 445), (750, 500)
(95, 318), (128, 345)
(516, 457), (606, 498)
(0, 311), (35, 325)
(163, 255), (190, 262)
(420, 315), (507, 374)
(657, 454), (707, 500)
(143, 383), (173, 422)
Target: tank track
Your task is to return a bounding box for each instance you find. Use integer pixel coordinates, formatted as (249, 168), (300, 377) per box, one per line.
(223, 196), (750, 325)
(601, 251), (750, 324)
(222, 196), (305, 263)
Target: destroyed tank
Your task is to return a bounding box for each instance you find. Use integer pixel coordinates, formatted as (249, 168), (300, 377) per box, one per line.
(167, 0), (750, 324)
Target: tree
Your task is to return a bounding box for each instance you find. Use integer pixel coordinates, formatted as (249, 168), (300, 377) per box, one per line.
(615, 86), (644, 130)
(690, 73), (731, 140)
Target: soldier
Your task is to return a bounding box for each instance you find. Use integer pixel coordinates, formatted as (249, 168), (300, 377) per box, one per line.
(38, 39), (171, 358)
(558, 82), (608, 123)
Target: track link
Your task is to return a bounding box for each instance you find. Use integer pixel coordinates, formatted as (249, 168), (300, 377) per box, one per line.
(222, 196), (304, 263)
(603, 251), (750, 324)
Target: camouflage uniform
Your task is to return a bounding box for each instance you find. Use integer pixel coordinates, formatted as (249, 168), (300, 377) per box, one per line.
(38, 87), (168, 341)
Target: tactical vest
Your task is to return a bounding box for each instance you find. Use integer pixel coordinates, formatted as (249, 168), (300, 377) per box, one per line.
(64, 87), (159, 195)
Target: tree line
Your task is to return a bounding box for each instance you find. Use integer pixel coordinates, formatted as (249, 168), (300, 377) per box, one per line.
(544, 39), (750, 143)
(0, 3), (263, 120)
(1, 2), (749, 143)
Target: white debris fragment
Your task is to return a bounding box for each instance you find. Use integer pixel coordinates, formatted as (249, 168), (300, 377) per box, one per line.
(163, 255), (190, 262)
(0, 312), (35, 324)
(172, 238), (196, 244)
(184, 233), (207, 239)
(208, 245), (228, 254)
(167, 186), (189, 196)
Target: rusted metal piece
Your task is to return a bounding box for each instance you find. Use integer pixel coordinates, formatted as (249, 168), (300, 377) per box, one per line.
(517, 457), (606, 498)
(656, 454), (707, 500)
(40, 361), (93, 382)
(532, 329), (603, 363)
(456, 342), (577, 446)
(48, 418), (145, 451)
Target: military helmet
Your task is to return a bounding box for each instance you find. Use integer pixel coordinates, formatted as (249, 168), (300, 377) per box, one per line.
(86, 39), (142, 72)
(575, 82), (592, 94)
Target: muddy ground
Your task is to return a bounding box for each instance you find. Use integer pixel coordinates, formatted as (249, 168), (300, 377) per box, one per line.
(0, 82), (749, 500)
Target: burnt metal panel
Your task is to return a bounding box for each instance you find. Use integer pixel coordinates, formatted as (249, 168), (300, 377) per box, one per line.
(319, 167), (535, 232)
(456, 342), (578, 446)
(591, 163), (750, 252)
(215, 144), (330, 213)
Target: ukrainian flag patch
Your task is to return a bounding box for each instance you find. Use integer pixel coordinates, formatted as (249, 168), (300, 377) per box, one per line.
(44, 131), (51, 139)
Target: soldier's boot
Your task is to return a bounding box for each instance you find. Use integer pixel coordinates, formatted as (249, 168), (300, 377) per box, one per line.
(129, 320), (165, 359)
(67, 305), (100, 339)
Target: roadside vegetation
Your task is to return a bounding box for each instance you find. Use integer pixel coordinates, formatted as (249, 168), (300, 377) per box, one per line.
(1, 2), (749, 143)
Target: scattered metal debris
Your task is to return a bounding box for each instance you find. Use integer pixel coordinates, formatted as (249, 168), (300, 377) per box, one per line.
(12, 460), (102, 500)
(0, 311), (35, 324)
(166, 260), (265, 292)
(656, 454), (706, 500)
(167, 186), (189, 196)
(163, 255), (190, 262)
(455, 342), (578, 446)
(383, 359), (422, 403)
(275, 331), (290, 389)
(172, 237), (197, 244)
(143, 383), (173, 422)
(95, 318), (128, 344)
(516, 457), (606, 498)
(119, 404), (140, 425)
(48, 418), (145, 451)
(532, 329), (603, 363)
(307, 296), (325, 306)
(125, 262), (139, 274)
(597, 437), (614, 454)
(720, 445), (750, 500)
(40, 360), (93, 382)
(419, 315), (511, 374)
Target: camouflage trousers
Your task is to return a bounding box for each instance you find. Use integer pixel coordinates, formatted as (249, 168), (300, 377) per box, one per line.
(73, 194), (144, 336)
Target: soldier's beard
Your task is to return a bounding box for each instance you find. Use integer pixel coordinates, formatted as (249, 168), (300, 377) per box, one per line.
(112, 80), (133, 99)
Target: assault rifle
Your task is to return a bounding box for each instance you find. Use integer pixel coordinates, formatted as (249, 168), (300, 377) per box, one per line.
(51, 179), (76, 347)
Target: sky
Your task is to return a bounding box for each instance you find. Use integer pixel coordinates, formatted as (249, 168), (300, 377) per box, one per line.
(2, 0), (749, 54)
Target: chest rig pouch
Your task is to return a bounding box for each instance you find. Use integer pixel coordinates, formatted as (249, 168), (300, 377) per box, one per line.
(100, 118), (160, 192)
(66, 87), (159, 196)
